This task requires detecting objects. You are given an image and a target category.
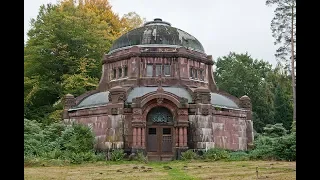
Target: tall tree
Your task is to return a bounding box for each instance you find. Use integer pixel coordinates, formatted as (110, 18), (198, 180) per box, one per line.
(24, 0), (143, 123)
(215, 52), (293, 132)
(266, 64), (293, 130)
(215, 52), (275, 132)
(266, 0), (296, 122)
(274, 85), (293, 130)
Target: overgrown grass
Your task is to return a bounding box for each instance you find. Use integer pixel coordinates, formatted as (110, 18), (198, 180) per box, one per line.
(24, 160), (296, 180)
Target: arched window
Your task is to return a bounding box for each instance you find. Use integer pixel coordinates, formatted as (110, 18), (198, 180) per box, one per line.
(147, 107), (173, 123)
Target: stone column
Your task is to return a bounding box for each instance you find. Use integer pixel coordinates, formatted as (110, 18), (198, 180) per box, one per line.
(175, 128), (179, 147)
(141, 128), (145, 148)
(179, 127), (183, 147)
(183, 127), (187, 147)
(132, 128), (137, 148)
(131, 108), (144, 151)
(137, 127), (142, 148)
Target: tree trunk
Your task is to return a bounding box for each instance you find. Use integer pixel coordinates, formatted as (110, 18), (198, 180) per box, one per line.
(291, 3), (296, 122)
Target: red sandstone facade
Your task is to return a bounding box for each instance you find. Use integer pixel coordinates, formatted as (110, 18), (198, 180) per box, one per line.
(63, 19), (254, 160)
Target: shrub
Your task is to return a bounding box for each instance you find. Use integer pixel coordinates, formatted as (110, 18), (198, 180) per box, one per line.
(60, 124), (95, 153)
(228, 151), (249, 161)
(135, 150), (148, 163)
(62, 151), (97, 164)
(273, 132), (296, 161)
(40, 149), (63, 159)
(249, 135), (277, 160)
(181, 150), (199, 160)
(24, 119), (103, 164)
(203, 148), (230, 161)
(110, 149), (125, 161)
(249, 132), (296, 161)
(95, 152), (107, 161)
(263, 123), (287, 137)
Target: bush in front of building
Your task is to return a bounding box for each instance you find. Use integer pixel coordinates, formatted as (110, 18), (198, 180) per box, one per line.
(181, 150), (199, 160)
(203, 148), (230, 161)
(248, 123), (296, 161)
(24, 119), (104, 165)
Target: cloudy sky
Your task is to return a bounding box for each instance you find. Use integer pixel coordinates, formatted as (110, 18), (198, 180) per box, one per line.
(24, 0), (277, 66)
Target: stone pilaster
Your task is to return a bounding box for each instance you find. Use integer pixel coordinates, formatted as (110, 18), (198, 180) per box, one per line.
(240, 95), (254, 148)
(63, 94), (75, 119)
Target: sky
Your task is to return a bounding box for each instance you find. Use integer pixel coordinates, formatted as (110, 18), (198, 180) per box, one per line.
(24, 0), (277, 66)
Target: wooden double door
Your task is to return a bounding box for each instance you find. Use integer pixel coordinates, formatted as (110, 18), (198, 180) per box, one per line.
(147, 126), (173, 155)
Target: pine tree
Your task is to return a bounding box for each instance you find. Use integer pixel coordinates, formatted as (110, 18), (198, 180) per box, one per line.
(266, 0), (296, 122)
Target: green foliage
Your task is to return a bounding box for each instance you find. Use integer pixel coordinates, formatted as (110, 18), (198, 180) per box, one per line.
(62, 151), (98, 164)
(227, 151), (249, 161)
(274, 85), (293, 130)
(291, 120), (296, 133)
(203, 148), (230, 161)
(273, 132), (296, 161)
(181, 150), (199, 160)
(60, 123), (95, 153)
(215, 52), (293, 132)
(135, 151), (148, 163)
(24, 119), (102, 164)
(249, 135), (277, 160)
(24, 0), (144, 123)
(110, 149), (126, 161)
(263, 123), (287, 137)
(215, 52), (274, 132)
(249, 124), (296, 161)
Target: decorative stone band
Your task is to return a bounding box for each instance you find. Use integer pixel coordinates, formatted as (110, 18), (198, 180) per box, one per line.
(103, 47), (213, 65)
(68, 106), (108, 117)
(131, 121), (146, 128)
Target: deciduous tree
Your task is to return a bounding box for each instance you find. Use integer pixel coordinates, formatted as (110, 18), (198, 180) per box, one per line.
(24, 0), (143, 122)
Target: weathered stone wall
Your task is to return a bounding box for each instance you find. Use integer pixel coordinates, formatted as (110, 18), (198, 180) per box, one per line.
(67, 113), (127, 150)
(212, 114), (248, 150)
(188, 115), (215, 150)
(188, 109), (250, 151)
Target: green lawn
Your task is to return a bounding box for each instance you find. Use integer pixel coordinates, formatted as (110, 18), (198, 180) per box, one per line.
(24, 160), (296, 180)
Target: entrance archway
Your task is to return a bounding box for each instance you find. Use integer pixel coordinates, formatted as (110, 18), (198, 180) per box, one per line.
(146, 106), (174, 160)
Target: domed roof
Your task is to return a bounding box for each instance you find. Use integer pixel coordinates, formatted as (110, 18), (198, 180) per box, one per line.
(109, 18), (205, 53)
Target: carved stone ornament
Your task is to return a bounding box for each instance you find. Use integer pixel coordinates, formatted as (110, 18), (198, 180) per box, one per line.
(132, 97), (141, 104)
(178, 109), (188, 116)
(192, 93), (201, 103)
(133, 108), (142, 115)
(157, 97), (164, 104)
(202, 93), (211, 104)
(111, 108), (118, 115)
(118, 93), (125, 101)
(202, 108), (209, 116)
(179, 97), (188, 104)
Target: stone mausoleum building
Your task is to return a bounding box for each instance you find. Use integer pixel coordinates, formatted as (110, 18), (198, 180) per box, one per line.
(63, 18), (254, 161)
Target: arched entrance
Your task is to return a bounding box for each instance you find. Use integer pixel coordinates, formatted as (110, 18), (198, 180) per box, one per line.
(146, 106), (174, 160)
